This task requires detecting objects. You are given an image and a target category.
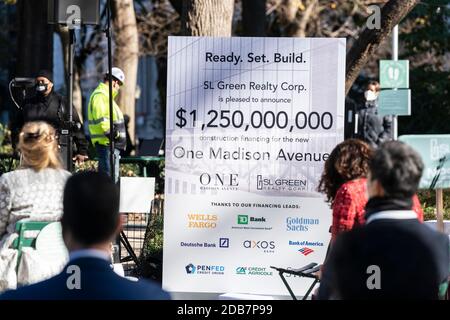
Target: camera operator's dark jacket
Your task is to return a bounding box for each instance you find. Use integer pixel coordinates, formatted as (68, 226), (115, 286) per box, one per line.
(356, 100), (393, 148)
(11, 90), (88, 155)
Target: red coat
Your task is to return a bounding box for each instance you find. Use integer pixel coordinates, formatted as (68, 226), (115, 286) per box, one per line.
(331, 178), (423, 241)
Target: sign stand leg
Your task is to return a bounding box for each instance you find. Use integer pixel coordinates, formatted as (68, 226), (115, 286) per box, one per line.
(436, 188), (444, 232)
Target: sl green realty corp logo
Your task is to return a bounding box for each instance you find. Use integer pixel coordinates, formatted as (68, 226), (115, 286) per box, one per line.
(238, 215), (249, 224)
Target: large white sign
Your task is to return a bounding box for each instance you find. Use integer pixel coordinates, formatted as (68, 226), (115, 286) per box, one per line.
(163, 37), (345, 296)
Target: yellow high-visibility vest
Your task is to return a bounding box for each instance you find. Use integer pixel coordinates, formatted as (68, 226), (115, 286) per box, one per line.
(87, 83), (126, 148)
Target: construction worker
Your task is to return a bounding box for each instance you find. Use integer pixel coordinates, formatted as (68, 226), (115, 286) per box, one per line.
(88, 67), (126, 182)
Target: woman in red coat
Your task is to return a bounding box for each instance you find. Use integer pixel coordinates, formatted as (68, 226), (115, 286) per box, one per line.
(318, 139), (423, 242)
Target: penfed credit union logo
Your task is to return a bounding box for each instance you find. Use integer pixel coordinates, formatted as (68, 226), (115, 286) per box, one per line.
(286, 217), (319, 231)
(187, 213), (218, 228)
(185, 263), (225, 275)
(257, 175), (307, 191)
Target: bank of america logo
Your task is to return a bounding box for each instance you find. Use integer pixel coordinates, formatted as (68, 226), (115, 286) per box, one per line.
(298, 247), (314, 256)
(257, 175), (263, 190)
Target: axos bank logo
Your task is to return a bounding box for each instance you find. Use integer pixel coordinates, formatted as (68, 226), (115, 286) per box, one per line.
(242, 240), (275, 253)
(199, 173), (239, 191)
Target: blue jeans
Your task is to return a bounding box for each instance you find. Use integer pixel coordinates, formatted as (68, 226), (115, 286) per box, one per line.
(96, 144), (120, 183)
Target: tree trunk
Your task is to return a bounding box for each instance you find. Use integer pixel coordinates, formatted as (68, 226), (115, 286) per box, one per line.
(279, 0), (317, 38)
(16, 0), (53, 77)
(242, 0), (266, 36)
(113, 0), (139, 145)
(182, 0), (234, 36)
(73, 67), (83, 122)
(55, 26), (83, 122)
(345, 0), (419, 94)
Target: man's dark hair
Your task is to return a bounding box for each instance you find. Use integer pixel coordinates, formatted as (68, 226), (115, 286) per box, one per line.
(62, 171), (120, 246)
(369, 141), (424, 198)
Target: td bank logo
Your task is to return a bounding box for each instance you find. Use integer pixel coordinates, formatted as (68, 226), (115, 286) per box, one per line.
(234, 215), (271, 231)
(237, 215), (266, 224)
(187, 213), (218, 228)
(238, 215), (248, 224)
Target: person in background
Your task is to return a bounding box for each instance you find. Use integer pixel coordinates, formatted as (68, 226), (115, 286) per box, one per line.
(318, 141), (450, 299)
(0, 121), (71, 292)
(0, 171), (170, 300)
(88, 68), (126, 182)
(318, 139), (424, 243)
(355, 80), (393, 148)
(11, 70), (89, 169)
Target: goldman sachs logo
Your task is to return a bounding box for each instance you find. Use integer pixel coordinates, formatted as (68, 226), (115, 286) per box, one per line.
(256, 175), (307, 191)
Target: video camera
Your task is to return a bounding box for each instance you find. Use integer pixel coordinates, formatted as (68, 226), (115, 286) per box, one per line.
(9, 77), (36, 109)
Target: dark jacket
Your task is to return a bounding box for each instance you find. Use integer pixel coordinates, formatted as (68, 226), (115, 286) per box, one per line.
(318, 198), (450, 299)
(356, 100), (393, 148)
(12, 90), (88, 155)
(0, 257), (171, 300)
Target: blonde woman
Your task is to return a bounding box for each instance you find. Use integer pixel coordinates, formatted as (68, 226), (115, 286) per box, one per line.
(0, 121), (70, 292)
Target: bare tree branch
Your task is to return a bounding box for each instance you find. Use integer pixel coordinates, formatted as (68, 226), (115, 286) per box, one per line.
(345, 0), (420, 94)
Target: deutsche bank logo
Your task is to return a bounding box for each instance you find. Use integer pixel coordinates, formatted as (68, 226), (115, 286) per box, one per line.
(219, 238), (229, 248)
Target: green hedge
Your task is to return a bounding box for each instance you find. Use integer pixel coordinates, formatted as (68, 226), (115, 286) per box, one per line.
(418, 189), (450, 221)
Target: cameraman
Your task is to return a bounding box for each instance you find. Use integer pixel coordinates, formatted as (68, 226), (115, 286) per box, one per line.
(11, 70), (89, 167)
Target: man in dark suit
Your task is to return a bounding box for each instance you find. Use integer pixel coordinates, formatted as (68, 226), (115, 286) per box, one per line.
(318, 141), (450, 299)
(0, 172), (170, 300)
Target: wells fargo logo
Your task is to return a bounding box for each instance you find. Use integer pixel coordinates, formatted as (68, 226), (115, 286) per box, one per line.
(187, 214), (218, 228)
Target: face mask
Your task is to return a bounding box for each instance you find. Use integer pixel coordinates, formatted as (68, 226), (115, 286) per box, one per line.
(36, 83), (48, 94)
(364, 90), (378, 101)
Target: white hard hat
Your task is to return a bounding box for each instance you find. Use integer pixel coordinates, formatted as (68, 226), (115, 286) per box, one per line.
(107, 67), (125, 84)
